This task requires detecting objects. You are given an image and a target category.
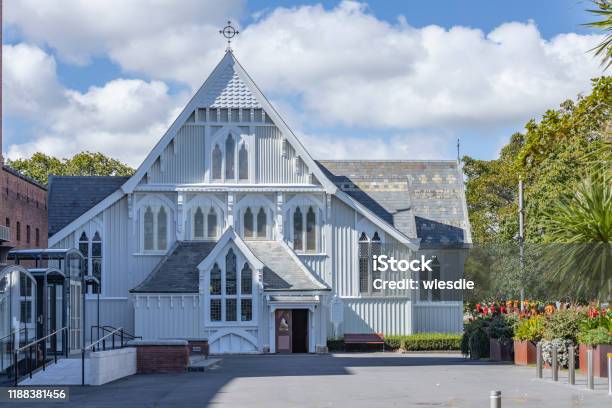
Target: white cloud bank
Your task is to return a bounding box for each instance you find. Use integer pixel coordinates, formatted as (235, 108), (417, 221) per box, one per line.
(3, 1), (606, 164)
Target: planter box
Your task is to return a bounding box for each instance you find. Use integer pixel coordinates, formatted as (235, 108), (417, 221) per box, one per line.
(513, 340), (536, 365)
(579, 344), (612, 378)
(490, 338), (513, 361)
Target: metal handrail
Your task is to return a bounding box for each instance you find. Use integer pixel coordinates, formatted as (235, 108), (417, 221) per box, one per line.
(0, 328), (27, 373)
(14, 327), (68, 386)
(90, 325), (141, 345)
(84, 327), (123, 352)
(0, 328), (26, 344)
(82, 326), (130, 386)
(16, 327), (67, 353)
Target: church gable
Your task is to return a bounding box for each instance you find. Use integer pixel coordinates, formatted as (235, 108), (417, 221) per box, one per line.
(130, 51), (333, 189)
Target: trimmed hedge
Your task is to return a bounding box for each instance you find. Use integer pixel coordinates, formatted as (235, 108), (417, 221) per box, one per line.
(328, 333), (461, 352)
(400, 333), (461, 351)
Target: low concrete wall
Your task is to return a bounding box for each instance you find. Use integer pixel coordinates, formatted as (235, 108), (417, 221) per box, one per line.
(128, 340), (189, 374)
(89, 347), (137, 386)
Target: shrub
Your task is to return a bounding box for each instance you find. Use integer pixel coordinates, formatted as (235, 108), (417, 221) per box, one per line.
(384, 335), (403, 351)
(514, 316), (545, 342)
(400, 333), (461, 351)
(489, 315), (513, 340)
(468, 328), (490, 359)
(327, 338), (344, 351)
(539, 339), (574, 367)
(578, 327), (612, 345)
(542, 309), (583, 343)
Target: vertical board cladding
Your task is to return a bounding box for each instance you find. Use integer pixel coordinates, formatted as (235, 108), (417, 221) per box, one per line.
(331, 197), (357, 297)
(341, 298), (411, 336)
(413, 303), (463, 334)
(147, 125), (205, 184)
(298, 255), (330, 286)
(133, 295), (201, 339)
(103, 197), (163, 297)
(85, 298), (134, 342)
(255, 126), (312, 184)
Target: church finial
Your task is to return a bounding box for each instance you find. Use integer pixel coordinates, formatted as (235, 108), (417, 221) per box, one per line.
(220, 20), (239, 51)
(457, 138), (461, 163)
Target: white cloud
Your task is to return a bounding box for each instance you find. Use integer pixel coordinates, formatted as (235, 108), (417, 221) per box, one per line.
(3, 1), (607, 163)
(4, 44), (186, 167)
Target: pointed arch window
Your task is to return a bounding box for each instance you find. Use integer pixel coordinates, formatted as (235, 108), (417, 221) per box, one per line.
(306, 207), (316, 251)
(225, 134), (235, 179)
(358, 231), (383, 295)
(207, 208), (218, 238)
(194, 207), (204, 238)
(191, 205), (220, 240)
(78, 230), (103, 294)
(144, 207), (154, 251)
(212, 144), (222, 180)
(238, 143), (248, 180)
(256, 208), (267, 237)
(293, 207), (303, 250)
(141, 203), (170, 252)
(244, 208), (254, 238)
(157, 207), (168, 250)
(358, 233), (370, 293)
(291, 205), (319, 253)
(225, 249), (237, 321)
(209, 252), (254, 324)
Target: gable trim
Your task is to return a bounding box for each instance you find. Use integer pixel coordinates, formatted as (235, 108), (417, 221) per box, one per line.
(197, 226), (264, 272)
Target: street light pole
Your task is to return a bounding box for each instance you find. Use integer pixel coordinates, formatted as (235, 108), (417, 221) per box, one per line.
(519, 177), (525, 311)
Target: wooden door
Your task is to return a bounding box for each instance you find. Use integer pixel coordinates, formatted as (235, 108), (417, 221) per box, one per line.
(275, 310), (292, 353)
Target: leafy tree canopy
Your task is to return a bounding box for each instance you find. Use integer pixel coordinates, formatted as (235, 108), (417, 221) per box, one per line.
(463, 76), (611, 244)
(7, 151), (135, 186)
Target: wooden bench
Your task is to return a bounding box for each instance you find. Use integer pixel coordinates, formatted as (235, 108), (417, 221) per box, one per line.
(344, 333), (385, 352)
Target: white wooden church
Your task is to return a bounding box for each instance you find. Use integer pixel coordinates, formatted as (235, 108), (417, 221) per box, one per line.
(47, 49), (471, 354)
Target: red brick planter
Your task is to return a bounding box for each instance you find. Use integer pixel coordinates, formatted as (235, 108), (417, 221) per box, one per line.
(490, 338), (513, 361)
(128, 340), (189, 374)
(579, 344), (612, 378)
(513, 340), (536, 365)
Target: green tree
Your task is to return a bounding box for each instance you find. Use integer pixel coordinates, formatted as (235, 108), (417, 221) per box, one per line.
(7, 151), (135, 185)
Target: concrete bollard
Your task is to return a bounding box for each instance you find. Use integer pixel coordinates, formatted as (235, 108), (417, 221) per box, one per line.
(608, 353), (611, 396)
(490, 390), (501, 408)
(568, 346), (575, 385)
(552, 347), (558, 381)
(536, 342), (543, 379)
(587, 349), (594, 390)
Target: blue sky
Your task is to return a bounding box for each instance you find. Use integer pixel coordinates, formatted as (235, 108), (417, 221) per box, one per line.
(2, 0), (605, 166)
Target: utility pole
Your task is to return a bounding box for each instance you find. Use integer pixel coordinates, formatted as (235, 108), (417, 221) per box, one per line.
(519, 176), (525, 311)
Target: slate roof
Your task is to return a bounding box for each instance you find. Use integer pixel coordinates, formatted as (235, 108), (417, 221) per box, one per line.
(47, 176), (129, 237)
(131, 241), (217, 293)
(317, 160), (470, 246)
(245, 241), (330, 292)
(200, 58), (262, 109)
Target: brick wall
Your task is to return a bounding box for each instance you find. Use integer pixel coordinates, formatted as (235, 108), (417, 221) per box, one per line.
(135, 345), (189, 374)
(0, 166), (48, 250)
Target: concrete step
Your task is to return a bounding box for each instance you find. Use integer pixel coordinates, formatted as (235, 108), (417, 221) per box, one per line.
(187, 356), (221, 372)
(19, 358), (90, 385)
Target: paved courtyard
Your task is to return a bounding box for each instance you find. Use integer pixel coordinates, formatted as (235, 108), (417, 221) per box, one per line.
(14, 353), (612, 407)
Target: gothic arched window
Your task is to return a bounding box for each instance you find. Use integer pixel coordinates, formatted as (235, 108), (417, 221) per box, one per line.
(293, 207), (303, 250)
(143, 207), (154, 251)
(238, 143), (248, 180)
(157, 206), (168, 250)
(225, 134), (235, 179)
(194, 207), (204, 238)
(306, 206), (316, 251)
(358, 232), (369, 293)
(256, 208), (267, 237)
(244, 207), (254, 238)
(207, 208), (218, 238)
(212, 144), (222, 180)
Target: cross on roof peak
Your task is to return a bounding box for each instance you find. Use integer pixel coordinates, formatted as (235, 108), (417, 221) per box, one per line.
(220, 20), (239, 51)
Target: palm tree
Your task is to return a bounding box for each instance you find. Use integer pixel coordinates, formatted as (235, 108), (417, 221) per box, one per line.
(585, 0), (612, 70)
(539, 172), (611, 301)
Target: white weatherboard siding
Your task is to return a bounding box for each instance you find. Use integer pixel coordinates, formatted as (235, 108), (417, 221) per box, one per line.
(298, 255), (329, 285)
(85, 298), (134, 343)
(331, 197), (358, 297)
(147, 125), (206, 184)
(341, 298), (412, 336)
(256, 126), (312, 184)
(413, 303), (463, 333)
(134, 294), (201, 339)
